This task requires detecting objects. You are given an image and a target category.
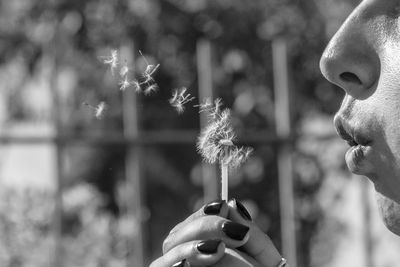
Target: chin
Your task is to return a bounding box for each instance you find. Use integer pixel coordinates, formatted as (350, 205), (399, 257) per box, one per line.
(376, 191), (400, 236)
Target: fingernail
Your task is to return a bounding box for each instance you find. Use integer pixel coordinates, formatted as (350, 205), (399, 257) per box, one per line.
(234, 199), (252, 221)
(172, 259), (186, 267)
(197, 239), (221, 254)
(203, 200), (223, 215)
(222, 221), (249, 241)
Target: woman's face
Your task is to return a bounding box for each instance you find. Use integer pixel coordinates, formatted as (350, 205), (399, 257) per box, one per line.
(320, 0), (400, 235)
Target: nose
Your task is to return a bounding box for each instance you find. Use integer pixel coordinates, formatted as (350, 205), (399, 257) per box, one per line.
(319, 5), (380, 99)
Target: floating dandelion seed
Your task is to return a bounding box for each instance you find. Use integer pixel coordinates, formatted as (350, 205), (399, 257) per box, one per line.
(209, 98), (223, 120)
(120, 61), (129, 77)
(144, 84), (158, 95)
(145, 64), (160, 75)
(169, 87), (196, 114)
(94, 102), (107, 119)
(83, 101), (108, 119)
(197, 104), (252, 200)
(142, 64), (160, 84)
(138, 50), (160, 84)
(119, 76), (131, 91)
(196, 98), (223, 121)
(132, 79), (141, 93)
(195, 98), (212, 111)
(102, 50), (118, 76)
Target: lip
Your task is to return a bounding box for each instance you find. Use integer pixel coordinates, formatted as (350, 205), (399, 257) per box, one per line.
(345, 144), (369, 174)
(334, 117), (371, 147)
(334, 116), (373, 174)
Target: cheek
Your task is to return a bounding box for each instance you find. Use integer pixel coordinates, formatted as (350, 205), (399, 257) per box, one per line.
(378, 96), (400, 158)
(376, 191), (400, 236)
(373, 53), (400, 160)
(362, 56), (400, 199)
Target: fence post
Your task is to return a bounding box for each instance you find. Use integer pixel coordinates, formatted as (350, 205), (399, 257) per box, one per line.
(272, 38), (298, 267)
(196, 39), (218, 203)
(121, 43), (145, 267)
(361, 178), (374, 267)
(50, 20), (63, 267)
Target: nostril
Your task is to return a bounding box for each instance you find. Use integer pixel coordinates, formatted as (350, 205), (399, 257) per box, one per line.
(339, 72), (362, 85)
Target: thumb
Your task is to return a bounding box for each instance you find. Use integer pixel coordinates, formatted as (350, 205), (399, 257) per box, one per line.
(227, 199), (283, 267)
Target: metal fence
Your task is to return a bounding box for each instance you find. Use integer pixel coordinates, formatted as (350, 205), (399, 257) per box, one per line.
(0, 37), (297, 267)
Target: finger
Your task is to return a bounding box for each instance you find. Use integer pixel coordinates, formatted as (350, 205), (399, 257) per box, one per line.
(213, 248), (263, 267)
(163, 216), (250, 254)
(227, 199), (282, 267)
(169, 200), (229, 235)
(150, 239), (225, 267)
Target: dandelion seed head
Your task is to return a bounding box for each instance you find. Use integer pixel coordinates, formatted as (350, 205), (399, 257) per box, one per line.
(219, 139), (234, 146)
(197, 107), (252, 167)
(197, 109), (235, 163)
(222, 146), (253, 168)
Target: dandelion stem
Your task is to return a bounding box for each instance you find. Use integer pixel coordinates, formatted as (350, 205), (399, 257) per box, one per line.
(221, 162), (229, 201)
(220, 145), (230, 201)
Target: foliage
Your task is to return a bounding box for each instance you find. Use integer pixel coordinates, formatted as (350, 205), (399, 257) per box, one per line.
(0, 186), (53, 266)
(0, 184), (134, 267)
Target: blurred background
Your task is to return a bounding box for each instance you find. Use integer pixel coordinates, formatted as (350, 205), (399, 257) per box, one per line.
(1, 0), (400, 266)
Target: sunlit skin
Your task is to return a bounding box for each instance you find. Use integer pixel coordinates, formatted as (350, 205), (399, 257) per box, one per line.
(320, 0), (400, 235)
(150, 0), (400, 266)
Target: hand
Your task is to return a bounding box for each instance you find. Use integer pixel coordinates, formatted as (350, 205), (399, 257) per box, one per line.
(150, 199), (283, 267)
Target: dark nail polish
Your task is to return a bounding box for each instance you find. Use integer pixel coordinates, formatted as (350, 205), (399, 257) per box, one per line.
(204, 201), (223, 215)
(235, 199), (252, 221)
(222, 221), (249, 241)
(172, 259), (186, 267)
(197, 240), (221, 254)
